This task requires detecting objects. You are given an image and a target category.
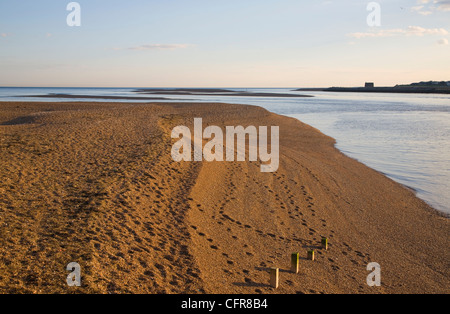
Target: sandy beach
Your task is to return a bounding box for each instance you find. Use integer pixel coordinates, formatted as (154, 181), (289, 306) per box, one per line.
(0, 101), (448, 294)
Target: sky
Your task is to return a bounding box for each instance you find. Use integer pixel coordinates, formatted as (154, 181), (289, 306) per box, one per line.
(0, 0), (449, 87)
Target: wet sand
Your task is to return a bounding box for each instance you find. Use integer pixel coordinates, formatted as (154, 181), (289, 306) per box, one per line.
(135, 89), (313, 97)
(0, 101), (448, 294)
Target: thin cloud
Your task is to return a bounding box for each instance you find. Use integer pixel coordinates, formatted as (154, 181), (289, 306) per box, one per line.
(411, 0), (450, 14)
(411, 5), (433, 15)
(435, 0), (450, 11)
(407, 26), (448, 36)
(1, 33), (8, 38)
(438, 38), (449, 45)
(115, 44), (192, 51)
(349, 26), (448, 39)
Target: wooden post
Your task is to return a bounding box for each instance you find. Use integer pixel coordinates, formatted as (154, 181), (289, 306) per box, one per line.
(321, 237), (329, 250)
(270, 268), (279, 288)
(291, 253), (299, 274)
(307, 250), (315, 261)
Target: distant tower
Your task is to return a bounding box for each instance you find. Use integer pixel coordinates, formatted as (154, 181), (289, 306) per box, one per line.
(365, 82), (375, 88)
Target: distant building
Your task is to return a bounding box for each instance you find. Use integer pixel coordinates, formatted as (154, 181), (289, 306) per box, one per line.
(365, 82), (375, 88)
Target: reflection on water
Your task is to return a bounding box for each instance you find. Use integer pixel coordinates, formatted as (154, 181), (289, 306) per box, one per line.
(291, 110), (450, 215)
(1, 87), (449, 214)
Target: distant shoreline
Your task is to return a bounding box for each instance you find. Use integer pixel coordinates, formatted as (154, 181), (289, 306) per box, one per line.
(18, 90), (314, 100)
(20, 94), (174, 101)
(295, 86), (450, 95)
(135, 88), (313, 98)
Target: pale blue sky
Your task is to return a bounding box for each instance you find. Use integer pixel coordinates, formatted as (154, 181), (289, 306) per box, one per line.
(0, 0), (449, 87)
